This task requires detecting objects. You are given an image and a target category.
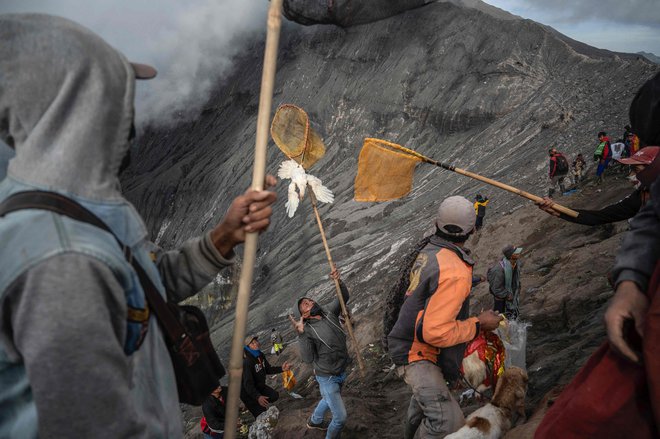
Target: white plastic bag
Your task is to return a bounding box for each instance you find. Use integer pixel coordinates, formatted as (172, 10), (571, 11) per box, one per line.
(496, 319), (531, 370)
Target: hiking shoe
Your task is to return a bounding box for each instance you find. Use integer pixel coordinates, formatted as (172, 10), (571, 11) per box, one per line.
(307, 419), (330, 430)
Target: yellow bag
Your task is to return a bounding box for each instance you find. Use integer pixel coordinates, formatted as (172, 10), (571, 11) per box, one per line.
(281, 369), (296, 391)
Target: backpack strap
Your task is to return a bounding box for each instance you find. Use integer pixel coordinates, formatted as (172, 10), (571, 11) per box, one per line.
(0, 190), (187, 348)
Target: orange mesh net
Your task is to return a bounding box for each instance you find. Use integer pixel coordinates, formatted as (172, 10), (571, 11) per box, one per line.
(354, 138), (423, 202)
(270, 104), (326, 169)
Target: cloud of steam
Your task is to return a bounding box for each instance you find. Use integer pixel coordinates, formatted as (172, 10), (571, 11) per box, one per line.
(136, 0), (269, 126)
(0, 0), (270, 127)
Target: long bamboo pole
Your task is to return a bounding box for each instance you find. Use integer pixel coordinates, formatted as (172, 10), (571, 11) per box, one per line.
(379, 139), (579, 218)
(224, 1), (283, 438)
(308, 189), (367, 378)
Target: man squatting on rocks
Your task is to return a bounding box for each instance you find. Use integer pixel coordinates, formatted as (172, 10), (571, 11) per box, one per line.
(289, 269), (350, 439)
(241, 334), (291, 418)
(0, 15), (277, 438)
(388, 196), (503, 439)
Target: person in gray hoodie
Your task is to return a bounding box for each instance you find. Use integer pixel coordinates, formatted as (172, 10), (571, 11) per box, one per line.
(289, 269), (350, 439)
(0, 14), (276, 438)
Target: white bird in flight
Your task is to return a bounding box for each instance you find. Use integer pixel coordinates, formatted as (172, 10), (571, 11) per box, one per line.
(277, 159), (334, 217)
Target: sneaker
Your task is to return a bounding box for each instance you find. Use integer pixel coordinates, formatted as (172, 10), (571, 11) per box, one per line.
(307, 419), (330, 430)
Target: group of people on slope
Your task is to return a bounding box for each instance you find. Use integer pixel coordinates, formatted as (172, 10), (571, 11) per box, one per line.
(548, 125), (647, 199)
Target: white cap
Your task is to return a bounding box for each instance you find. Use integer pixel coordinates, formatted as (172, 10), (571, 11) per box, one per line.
(435, 196), (476, 236)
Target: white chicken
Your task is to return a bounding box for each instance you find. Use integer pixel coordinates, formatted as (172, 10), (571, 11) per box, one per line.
(277, 159), (334, 217)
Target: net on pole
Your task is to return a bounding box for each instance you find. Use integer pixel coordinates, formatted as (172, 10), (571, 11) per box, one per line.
(270, 104), (326, 169)
(354, 138), (423, 202)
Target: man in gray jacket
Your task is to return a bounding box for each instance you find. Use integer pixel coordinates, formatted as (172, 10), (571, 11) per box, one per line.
(289, 269), (350, 439)
(0, 14), (276, 438)
(487, 245), (523, 319)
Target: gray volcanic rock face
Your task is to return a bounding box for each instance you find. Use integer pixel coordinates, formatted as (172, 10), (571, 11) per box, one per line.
(121, 0), (658, 421)
(283, 0), (432, 27)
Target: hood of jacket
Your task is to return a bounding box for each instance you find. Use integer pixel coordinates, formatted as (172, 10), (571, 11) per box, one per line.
(429, 234), (475, 266)
(0, 14), (137, 201)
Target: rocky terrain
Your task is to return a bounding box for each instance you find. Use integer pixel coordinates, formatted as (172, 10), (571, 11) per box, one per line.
(120, 0), (659, 436)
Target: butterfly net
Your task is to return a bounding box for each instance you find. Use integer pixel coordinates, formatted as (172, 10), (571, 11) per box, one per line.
(270, 104), (325, 169)
(354, 138), (423, 202)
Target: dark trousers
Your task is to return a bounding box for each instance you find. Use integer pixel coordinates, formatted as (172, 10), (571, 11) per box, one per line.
(493, 298), (506, 314)
(241, 386), (279, 418)
(475, 215), (484, 230)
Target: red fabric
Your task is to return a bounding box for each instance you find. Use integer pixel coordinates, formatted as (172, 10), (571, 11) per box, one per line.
(536, 260), (660, 439)
(200, 417), (211, 435)
(643, 261), (660, 425)
(461, 331), (505, 388)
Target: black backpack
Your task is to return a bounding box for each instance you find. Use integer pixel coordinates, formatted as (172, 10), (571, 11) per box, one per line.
(555, 154), (569, 174)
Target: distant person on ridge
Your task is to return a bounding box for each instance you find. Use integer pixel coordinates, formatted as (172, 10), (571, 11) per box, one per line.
(473, 194), (489, 230)
(240, 335), (291, 418)
(289, 269), (350, 439)
(548, 147), (569, 197)
(271, 328), (284, 356)
(571, 153), (587, 186)
(536, 147), (660, 226)
(387, 196), (502, 439)
(487, 245), (523, 320)
(594, 131), (612, 183)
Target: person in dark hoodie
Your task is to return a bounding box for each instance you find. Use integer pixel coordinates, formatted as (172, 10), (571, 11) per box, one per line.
(0, 15), (277, 438)
(289, 269), (350, 439)
(240, 335), (290, 418)
(387, 196), (502, 439)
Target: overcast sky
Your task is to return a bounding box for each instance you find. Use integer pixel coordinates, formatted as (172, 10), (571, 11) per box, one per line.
(0, 0), (658, 130)
(483, 0), (660, 55)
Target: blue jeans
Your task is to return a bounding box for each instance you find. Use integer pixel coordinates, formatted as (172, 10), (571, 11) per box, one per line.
(311, 372), (347, 439)
(596, 158), (611, 177)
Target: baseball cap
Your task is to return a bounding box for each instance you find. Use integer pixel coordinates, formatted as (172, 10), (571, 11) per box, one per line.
(436, 196), (476, 236)
(244, 335), (258, 346)
(503, 245), (523, 259)
(617, 146), (659, 165)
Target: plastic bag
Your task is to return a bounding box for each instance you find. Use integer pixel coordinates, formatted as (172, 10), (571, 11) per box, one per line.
(282, 369), (296, 391)
(496, 318), (531, 371)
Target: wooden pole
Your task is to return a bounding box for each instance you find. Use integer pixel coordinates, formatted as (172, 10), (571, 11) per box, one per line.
(431, 161), (579, 218)
(308, 189), (367, 378)
(378, 140), (579, 218)
(224, 1), (283, 438)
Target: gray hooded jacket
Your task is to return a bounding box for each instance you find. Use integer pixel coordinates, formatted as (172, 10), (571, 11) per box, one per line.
(0, 14), (232, 438)
(294, 280), (351, 377)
